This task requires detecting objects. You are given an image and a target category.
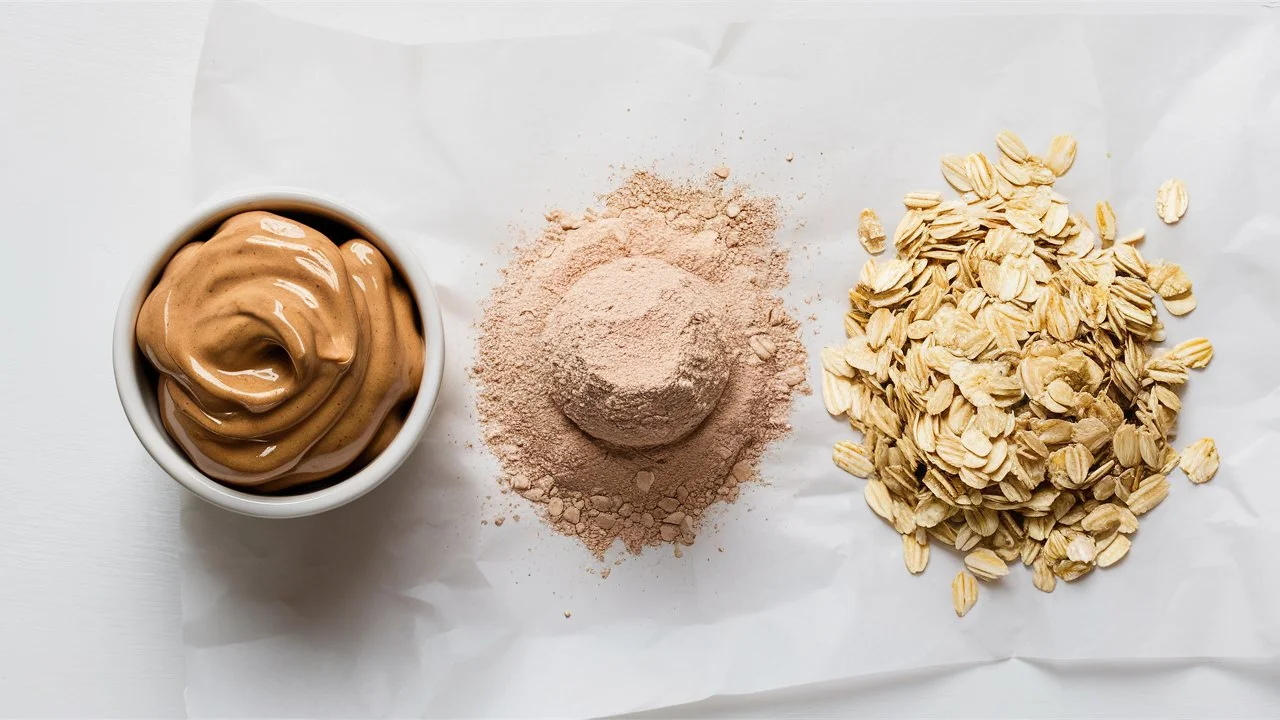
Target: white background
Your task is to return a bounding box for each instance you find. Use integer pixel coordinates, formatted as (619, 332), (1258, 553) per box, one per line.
(2, 2), (1277, 718)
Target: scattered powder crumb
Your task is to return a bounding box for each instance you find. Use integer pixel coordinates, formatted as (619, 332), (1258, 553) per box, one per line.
(564, 611), (572, 619)
(601, 568), (611, 580)
(494, 516), (505, 527)
(785, 153), (794, 162)
(474, 170), (808, 558)
(713, 165), (731, 179)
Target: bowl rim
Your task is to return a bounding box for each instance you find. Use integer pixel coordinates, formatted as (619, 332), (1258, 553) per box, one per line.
(112, 187), (446, 518)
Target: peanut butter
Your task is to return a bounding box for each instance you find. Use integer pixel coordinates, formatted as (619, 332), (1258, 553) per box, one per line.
(136, 211), (424, 492)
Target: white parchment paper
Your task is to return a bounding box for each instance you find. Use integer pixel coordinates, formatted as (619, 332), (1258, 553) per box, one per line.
(183, 3), (1280, 716)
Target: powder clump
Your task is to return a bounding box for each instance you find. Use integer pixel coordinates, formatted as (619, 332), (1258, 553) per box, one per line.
(545, 256), (730, 449)
(475, 170), (807, 557)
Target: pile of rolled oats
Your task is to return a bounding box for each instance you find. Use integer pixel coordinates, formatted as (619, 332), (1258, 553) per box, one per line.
(824, 130), (1219, 617)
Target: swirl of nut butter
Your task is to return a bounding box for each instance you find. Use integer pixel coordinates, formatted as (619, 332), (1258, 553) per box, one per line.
(136, 211), (424, 492)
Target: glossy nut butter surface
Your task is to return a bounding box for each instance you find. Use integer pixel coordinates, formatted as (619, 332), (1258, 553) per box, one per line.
(135, 211), (424, 492)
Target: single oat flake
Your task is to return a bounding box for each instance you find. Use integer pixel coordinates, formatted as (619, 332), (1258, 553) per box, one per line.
(858, 208), (887, 255)
(1044, 134), (1078, 176)
(952, 571), (979, 616)
(822, 130), (1215, 617)
(1156, 178), (1189, 224)
(1179, 438), (1220, 484)
(996, 129), (1030, 163)
(1096, 200), (1117, 243)
(903, 533), (930, 574)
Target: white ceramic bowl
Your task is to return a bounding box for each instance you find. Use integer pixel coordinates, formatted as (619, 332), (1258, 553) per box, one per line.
(113, 189), (445, 518)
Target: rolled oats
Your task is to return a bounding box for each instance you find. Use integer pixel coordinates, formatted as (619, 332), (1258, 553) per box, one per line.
(1156, 178), (1189, 224)
(964, 548), (1010, 580)
(1169, 337), (1213, 369)
(941, 155), (973, 193)
(858, 208), (887, 255)
(864, 477), (895, 520)
(824, 131), (1214, 616)
(1096, 534), (1131, 567)
(1126, 474), (1170, 515)
(904, 191), (944, 209)
(996, 130), (1030, 163)
(1163, 292), (1198, 316)
(952, 571), (979, 616)
(833, 440), (875, 479)
(903, 533), (930, 574)
(1116, 228), (1146, 245)
(1179, 438), (1219, 484)
(1032, 557), (1057, 592)
(822, 371), (855, 416)
(1044, 134), (1078, 176)
(1096, 200), (1117, 243)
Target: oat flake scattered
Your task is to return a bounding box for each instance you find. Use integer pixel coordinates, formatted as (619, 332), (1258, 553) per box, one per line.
(1156, 178), (1189, 224)
(858, 208), (887, 255)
